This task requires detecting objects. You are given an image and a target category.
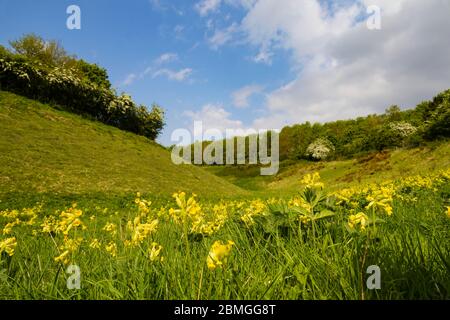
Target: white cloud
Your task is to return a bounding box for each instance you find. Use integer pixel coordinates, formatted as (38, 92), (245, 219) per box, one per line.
(195, 0), (222, 16)
(208, 22), (239, 49)
(253, 47), (273, 65)
(227, 0), (450, 129)
(232, 85), (263, 108)
(153, 68), (193, 82)
(224, 0), (257, 9)
(184, 104), (244, 136)
(154, 53), (178, 65)
(120, 73), (137, 86)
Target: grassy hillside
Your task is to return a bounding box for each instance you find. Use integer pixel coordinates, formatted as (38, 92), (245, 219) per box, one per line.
(0, 91), (245, 199)
(206, 141), (450, 197)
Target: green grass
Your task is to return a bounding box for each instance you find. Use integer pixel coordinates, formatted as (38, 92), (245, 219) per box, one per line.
(0, 91), (245, 200)
(1, 177), (449, 299)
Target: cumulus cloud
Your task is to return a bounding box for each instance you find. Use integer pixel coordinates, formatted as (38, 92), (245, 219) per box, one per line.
(232, 85), (263, 108)
(230, 0), (450, 129)
(184, 104), (244, 139)
(153, 68), (193, 82)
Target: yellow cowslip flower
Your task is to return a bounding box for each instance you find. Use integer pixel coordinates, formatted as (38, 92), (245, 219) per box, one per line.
(103, 222), (117, 236)
(190, 204), (229, 236)
(105, 241), (117, 257)
(89, 215), (96, 221)
(41, 216), (58, 234)
(240, 200), (266, 227)
(149, 242), (163, 262)
(348, 212), (369, 231)
(57, 206), (86, 235)
(54, 237), (82, 265)
(365, 184), (395, 216)
(447, 207), (450, 218)
(288, 197), (312, 212)
(0, 237), (17, 257)
(89, 238), (101, 249)
(21, 206), (40, 226)
(54, 250), (70, 265)
(3, 219), (20, 235)
(0, 209), (19, 219)
(300, 172), (324, 189)
(206, 240), (235, 271)
(135, 193), (152, 217)
(61, 237), (83, 252)
(130, 219), (159, 245)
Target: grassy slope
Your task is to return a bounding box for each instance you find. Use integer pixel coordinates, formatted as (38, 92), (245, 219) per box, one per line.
(206, 141), (450, 197)
(0, 91), (245, 199)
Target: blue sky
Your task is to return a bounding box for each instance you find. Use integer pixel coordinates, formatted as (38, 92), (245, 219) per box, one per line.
(1, 0), (450, 146)
(0, 0), (292, 145)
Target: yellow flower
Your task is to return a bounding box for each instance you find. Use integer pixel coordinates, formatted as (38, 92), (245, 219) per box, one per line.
(89, 238), (101, 249)
(149, 242), (163, 262)
(3, 219), (20, 235)
(41, 216), (58, 234)
(240, 200), (266, 227)
(103, 222), (117, 236)
(300, 172), (324, 189)
(57, 206), (85, 235)
(0, 237), (17, 257)
(446, 206), (450, 218)
(206, 240), (235, 271)
(127, 219), (158, 246)
(348, 212), (369, 231)
(54, 237), (82, 265)
(105, 241), (117, 257)
(54, 250), (70, 265)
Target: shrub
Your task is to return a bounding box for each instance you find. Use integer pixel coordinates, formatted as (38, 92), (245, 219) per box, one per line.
(305, 138), (335, 161)
(0, 52), (164, 141)
(421, 90), (450, 140)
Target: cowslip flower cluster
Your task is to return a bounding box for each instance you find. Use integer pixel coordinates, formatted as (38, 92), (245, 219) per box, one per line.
(365, 184), (395, 216)
(169, 192), (227, 236)
(0, 237), (17, 257)
(54, 237), (83, 265)
(56, 204), (86, 235)
(102, 222), (117, 236)
(105, 241), (117, 257)
(300, 172), (324, 190)
(348, 213), (369, 231)
(240, 200), (266, 227)
(206, 240), (235, 271)
(148, 242), (163, 262)
(125, 193), (159, 246)
(0, 205), (41, 235)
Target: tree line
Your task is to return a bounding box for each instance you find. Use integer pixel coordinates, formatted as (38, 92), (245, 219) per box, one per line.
(181, 89), (449, 164)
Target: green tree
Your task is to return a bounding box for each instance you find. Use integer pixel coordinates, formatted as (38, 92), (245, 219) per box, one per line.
(9, 33), (77, 68)
(77, 59), (111, 89)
